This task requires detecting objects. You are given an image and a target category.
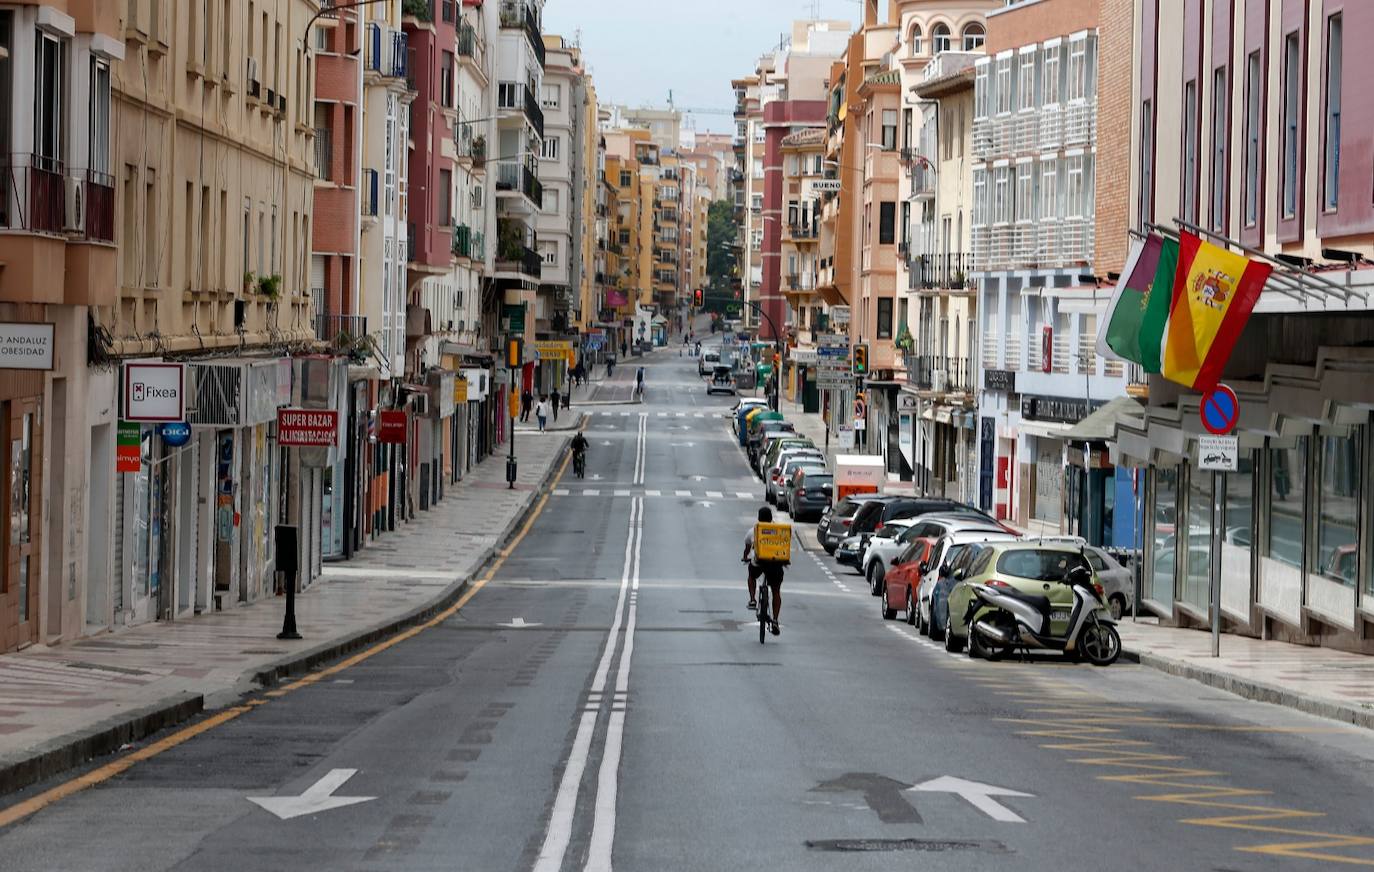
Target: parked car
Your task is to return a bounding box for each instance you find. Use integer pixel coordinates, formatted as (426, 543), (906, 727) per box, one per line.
(786, 470), (833, 521)
(838, 496), (910, 566)
(862, 513), (1007, 596)
(882, 536), (938, 623)
(698, 348), (721, 376)
(835, 533), (866, 569)
(818, 497), (866, 554)
(917, 530), (1021, 638)
(849, 497), (999, 541)
(767, 452), (827, 504)
(750, 427), (799, 469)
(707, 365), (736, 395)
(756, 434), (811, 475)
(941, 542), (1099, 653)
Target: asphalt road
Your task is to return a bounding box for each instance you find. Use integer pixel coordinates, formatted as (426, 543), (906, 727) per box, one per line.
(3, 348), (1374, 871)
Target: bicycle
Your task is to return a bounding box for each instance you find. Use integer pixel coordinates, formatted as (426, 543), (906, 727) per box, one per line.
(745, 559), (777, 644)
(573, 450), (586, 479)
(635, 382), (644, 401)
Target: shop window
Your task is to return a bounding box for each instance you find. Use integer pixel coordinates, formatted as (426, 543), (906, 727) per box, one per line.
(1221, 454), (1256, 609)
(1267, 437), (1306, 570)
(1181, 466), (1213, 612)
(1149, 465), (1178, 604)
(1314, 429), (1360, 587)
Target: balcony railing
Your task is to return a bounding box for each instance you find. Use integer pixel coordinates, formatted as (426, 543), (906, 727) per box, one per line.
(908, 252), (975, 290)
(456, 21), (484, 68)
(314, 313), (368, 344)
(496, 243), (542, 279)
(361, 168), (379, 216)
(906, 354), (973, 392)
(496, 162), (543, 207)
(787, 221), (818, 240)
(911, 162), (935, 198)
(498, 81), (544, 139)
(453, 224), (473, 258)
(981, 331), (1000, 370)
(313, 127), (332, 180)
(499, 1), (545, 68)
(83, 170), (115, 242)
(0, 153), (66, 234)
(365, 22), (407, 80)
(471, 230), (485, 260)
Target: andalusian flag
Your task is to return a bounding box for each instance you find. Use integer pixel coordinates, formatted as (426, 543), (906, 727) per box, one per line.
(1160, 231), (1272, 391)
(1097, 233), (1176, 373)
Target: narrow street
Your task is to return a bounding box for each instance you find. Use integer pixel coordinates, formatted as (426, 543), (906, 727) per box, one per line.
(2, 351), (1372, 871)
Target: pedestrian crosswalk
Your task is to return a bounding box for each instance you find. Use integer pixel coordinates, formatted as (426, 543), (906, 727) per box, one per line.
(552, 488), (760, 501)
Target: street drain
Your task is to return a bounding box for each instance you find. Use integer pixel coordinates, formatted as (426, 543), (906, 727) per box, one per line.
(806, 838), (1002, 853)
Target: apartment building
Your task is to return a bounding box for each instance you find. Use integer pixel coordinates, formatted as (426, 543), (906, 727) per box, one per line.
(652, 153), (682, 313)
(971, 0), (1132, 532)
(732, 70), (766, 326)
(574, 80), (602, 337)
(1115, 1), (1374, 653)
(534, 33), (581, 382)
(779, 127), (826, 406)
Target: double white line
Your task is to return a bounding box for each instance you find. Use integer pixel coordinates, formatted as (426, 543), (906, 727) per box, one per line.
(534, 415), (648, 872)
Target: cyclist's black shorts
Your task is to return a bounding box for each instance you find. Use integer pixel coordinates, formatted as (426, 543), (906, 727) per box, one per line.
(748, 561), (785, 586)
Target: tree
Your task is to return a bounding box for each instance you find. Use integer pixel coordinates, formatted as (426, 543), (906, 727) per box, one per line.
(705, 200), (738, 313)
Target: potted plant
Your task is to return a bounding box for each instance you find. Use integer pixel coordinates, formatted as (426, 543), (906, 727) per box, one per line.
(257, 274), (282, 300)
(471, 134), (486, 166)
(895, 324), (915, 353)
(243, 271), (256, 294)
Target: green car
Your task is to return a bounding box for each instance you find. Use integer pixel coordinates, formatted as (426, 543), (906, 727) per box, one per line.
(941, 542), (1097, 652)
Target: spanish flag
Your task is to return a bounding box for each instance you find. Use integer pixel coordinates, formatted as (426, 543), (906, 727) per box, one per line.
(1161, 232), (1271, 392)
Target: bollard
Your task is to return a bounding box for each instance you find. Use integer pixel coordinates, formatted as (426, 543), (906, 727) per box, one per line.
(275, 525), (302, 640)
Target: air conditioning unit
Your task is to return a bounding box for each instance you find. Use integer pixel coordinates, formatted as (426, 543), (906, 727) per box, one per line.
(246, 57), (260, 98)
(64, 176), (85, 233)
(932, 370), (949, 392)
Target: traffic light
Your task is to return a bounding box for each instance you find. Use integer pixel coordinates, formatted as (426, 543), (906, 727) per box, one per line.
(852, 343), (869, 376)
(506, 338), (524, 368)
(693, 288), (704, 306)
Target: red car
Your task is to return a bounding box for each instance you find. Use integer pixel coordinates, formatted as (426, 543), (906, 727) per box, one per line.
(881, 536), (936, 624)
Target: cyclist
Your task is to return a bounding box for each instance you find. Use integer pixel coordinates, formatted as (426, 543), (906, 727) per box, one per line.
(635, 366), (645, 398)
(569, 431), (589, 478)
(742, 506), (786, 635)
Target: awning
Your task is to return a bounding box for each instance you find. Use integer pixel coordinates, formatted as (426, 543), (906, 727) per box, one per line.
(1019, 419), (1075, 440)
(1061, 396), (1145, 441)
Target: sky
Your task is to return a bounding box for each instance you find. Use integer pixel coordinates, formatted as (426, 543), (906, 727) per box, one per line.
(542, 0), (861, 135)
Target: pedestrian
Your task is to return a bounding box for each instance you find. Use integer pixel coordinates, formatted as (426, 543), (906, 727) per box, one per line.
(551, 387), (561, 421)
(607, 357), (615, 377)
(562, 388), (571, 410)
(520, 389), (533, 422)
(535, 395), (550, 432)
(620, 341), (628, 359)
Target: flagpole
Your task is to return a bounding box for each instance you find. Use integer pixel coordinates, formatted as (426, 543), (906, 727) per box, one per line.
(1143, 222), (1309, 304)
(1168, 218), (1363, 303)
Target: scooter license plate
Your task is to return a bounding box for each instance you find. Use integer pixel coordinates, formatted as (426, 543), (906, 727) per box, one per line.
(1050, 610), (1072, 623)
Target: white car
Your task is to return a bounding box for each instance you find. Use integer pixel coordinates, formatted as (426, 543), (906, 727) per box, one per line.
(769, 456), (827, 505)
(914, 529), (1021, 634)
(857, 519), (921, 593)
(863, 513), (1009, 596)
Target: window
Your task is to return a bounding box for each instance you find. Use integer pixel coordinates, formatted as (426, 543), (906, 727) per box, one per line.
(34, 31), (64, 169)
(932, 23), (951, 54)
(541, 136), (560, 160)
(618, 229), (630, 245)
(881, 110), (897, 150)
(876, 297), (894, 339)
(1065, 155), (1084, 218)
(878, 201), (895, 244)
(541, 241), (557, 265)
(751, 193), (763, 212)
(1015, 162), (1033, 223)
(1182, 466), (1213, 610)
(1138, 100), (1153, 229)
(972, 168), (987, 226)
(437, 169), (451, 225)
(1150, 466), (1179, 603)
(544, 188), (560, 214)
(1281, 32), (1300, 219)
(1042, 45), (1060, 106)
(900, 201), (910, 245)
(962, 23), (985, 52)
(1267, 437), (1306, 570)
(620, 170), (631, 187)
(1067, 38), (1087, 102)
(1211, 68), (1228, 230)
(1315, 429), (1361, 586)
(908, 25), (922, 56)
(974, 63), (990, 120)
(1182, 80), (1197, 223)
(440, 51), (454, 106)
(541, 83), (561, 109)
(1018, 53), (1035, 112)
(992, 166), (1011, 224)
(1244, 51), (1261, 227)
(1040, 158), (1058, 220)
(995, 55), (1012, 114)
(90, 59), (111, 177)
(1322, 14), (1342, 212)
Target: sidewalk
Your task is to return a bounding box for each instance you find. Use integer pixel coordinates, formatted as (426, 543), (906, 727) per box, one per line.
(1118, 618), (1374, 730)
(0, 416), (581, 796)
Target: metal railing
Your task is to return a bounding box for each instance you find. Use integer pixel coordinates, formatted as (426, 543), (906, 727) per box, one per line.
(499, 1), (545, 68)
(496, 162), (543, 206)
(905, 355), (973, 392)
(314, 313), (367, 343)
(495, 244), (541, 278)
(0, 153), (66, 233)
(981, 331), (1000, 370)
(83, 170), (115, 242)
(364, 22), (407, 80)
(453, 224), (473, 258)
(498, 81), (544, 138)
(456, 21), (484, 67)
(787, 222), (818, 240)
(361, 169), (379, 216)
(313, 127), (332, 180)
(911, 162), (935, 198)
(908, 252), (975, 290)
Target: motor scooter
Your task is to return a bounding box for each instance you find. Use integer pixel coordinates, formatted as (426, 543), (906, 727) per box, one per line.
(961, 566), (1121, 666)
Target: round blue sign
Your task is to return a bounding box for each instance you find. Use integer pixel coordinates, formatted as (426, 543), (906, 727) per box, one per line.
(160, 421), (191, 447)
(1200, 384), (1240, 435)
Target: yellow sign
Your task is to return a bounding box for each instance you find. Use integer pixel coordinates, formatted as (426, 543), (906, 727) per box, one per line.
(753, 522), (793, 563)
(454, 376), (469, 405)
(509, 389), (520, 419)
(533, 340), (575, 366)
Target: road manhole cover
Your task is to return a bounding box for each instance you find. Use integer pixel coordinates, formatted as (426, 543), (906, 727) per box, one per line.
(806, 839), (1003, 853)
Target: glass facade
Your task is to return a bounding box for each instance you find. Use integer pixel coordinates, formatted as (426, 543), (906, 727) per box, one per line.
(1181, 467), (1213, 612)
(1150, 465), (1178, 604)
(1268, 437), (1306, 570)
(1314, 429), (1360, 586)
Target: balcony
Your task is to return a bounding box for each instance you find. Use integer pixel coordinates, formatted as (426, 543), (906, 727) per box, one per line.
(496, 162), (543, 208)
(364, 22), (407, 81)
(456, 21), (485, 70)
(1063, 99), (1095, 147)
(908, 252), (975, 291)
(911, 162), (935, 199)
(82, 171), (115, 243)
(314, 313), (367, 344)
(786, 222), (818, 241)
(499, 1), (545, 68)
(361, 168), (379, 217)
(0, 153), (65, 234)
(496, 243), (542, 279)
(497, 81), (544, 139)
(313, 127), (332, 180)
(906, 354), (973, 393)
(453, 224), (473, 259)
(471, 231), (485, 260)
(456, 128), (486, 167)
(1013, 110), (1039, 155)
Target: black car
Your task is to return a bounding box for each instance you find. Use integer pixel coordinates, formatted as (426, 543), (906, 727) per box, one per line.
(850, 497), (999, 539)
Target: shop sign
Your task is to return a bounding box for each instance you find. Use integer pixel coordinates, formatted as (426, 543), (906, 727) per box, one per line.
(454, 376), (469, 405)
(1198, 435), (1239, 471)
(533, 340), (575, 365)
(159, 422), (191, 447)
(277, 408), (340, 447)
(124, 362), (185, 422)
(806, 179), (842, 195)
(984, 368), (1016, 393)
(791, 349), (818, 364)
(829, 306), (851, 326)
(897, 392), (919, 412)
(460, 368), (489, 400)
(606, 289), (629, 307)
(378, 410), (408, 444)
(116, 420), (141, 473)
(1067, 445), (1111, 469)
(1020, 394), (1096, 425)
(0, 322), (55, 370)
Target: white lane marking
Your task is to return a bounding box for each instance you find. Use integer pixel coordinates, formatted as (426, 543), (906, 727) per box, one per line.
(533, 498), (642, 872)
(657, 412), (667, 418)
(676, 412), (686, 417)
(584, 489), (601, 497)
(553, 489), (569, 496)
(247, 769), (375, 820)
(675, 489), (692, 497)
(620, 412), (630, 417)
(614, 489), (632, 497)
(632, 413), (648, 486)
(735, 492), (754, 500)
(706, 491), (724, 499)
(644, 489), (661, 497)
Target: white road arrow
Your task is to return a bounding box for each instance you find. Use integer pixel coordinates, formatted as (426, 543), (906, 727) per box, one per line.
(909, 776), (1032, 823)
(670, 442), (697, 448)
(499, 617), (543, 628)
(248, 769), (375, 820)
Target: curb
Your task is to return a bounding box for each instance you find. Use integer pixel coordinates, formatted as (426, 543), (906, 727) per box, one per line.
(1122, 647), (1374, 731)
(0, 435), (572, 800)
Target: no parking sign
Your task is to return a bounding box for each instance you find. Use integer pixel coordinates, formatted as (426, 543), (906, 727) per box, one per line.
(1199, 384), (1239, 435)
